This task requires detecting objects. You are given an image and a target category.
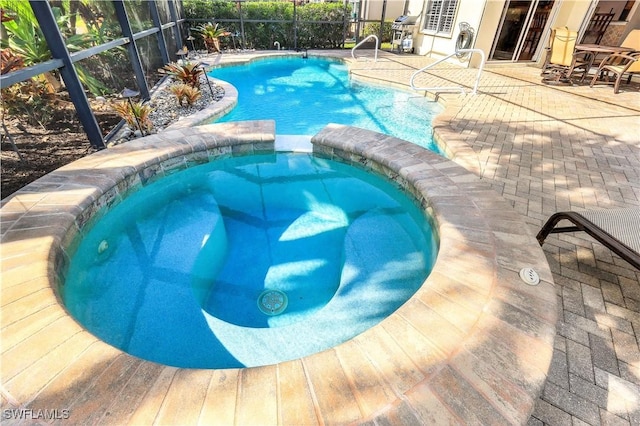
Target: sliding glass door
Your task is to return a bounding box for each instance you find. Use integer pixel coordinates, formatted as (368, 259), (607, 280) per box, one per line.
(490, 0), (555, 61)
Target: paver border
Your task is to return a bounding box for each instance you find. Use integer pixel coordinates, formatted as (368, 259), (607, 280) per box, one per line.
(1, 120), (556, 424)
(1, 52), (558, 424)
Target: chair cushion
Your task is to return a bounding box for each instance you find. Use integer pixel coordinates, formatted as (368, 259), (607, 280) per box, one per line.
(621, 29), (640, 50)
(550, 27), (578, 66)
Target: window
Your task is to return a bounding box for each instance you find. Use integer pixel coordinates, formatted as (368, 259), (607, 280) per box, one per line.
(423, 0), (459, 35)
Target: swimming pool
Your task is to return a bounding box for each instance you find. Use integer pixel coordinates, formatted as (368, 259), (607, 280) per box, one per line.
(63, 152), (437, 369)
(208, 57), (443, 152)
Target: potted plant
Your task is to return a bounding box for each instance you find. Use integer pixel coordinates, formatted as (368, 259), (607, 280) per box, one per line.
(192, 22), (230, 53)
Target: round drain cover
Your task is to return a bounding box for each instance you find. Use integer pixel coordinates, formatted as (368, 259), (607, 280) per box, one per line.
(519, 267), (540, 286)
(258, 289), (288, 315)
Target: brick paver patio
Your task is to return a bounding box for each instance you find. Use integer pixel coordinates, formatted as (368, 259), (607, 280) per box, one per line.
(343, 50), (640, 425)
(1, 50), (638, 425)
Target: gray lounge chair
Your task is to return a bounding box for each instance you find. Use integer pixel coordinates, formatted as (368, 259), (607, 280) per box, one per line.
(537, 208), (640, 269)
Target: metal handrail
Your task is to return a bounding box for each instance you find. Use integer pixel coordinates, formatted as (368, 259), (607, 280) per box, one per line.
(409, 48), (486, 95)
(351, 35), (379, 62)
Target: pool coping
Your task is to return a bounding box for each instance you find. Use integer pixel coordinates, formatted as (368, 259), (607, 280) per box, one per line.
(0, 54), (557, 424)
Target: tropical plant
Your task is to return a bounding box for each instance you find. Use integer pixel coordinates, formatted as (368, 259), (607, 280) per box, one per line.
(111, 100), (153, 134)
(1, 79), (56, 128)
(1, 7), (51, 65)
(158, 62), (203, 88)
(192, 22), (230, 53)
(0, 47), (23, 74)
(0, 3), (109, 95)
(1, 44), (57, 127)
(168, 83), (201, 107)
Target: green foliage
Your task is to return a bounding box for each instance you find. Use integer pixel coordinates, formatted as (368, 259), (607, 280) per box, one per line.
(193, 22), (230, 39)
(240, 2), (293, 50)
(111, 100), (153, 133)
(0, 2), (109, 95)
(183, 0), (351, 50)
(1, 7), (51, 64)
(362, 21), (394, 43)
(184, 0), (235, 20)
(209, 1), (238, 20)
(0, 1), (33, 25)
(1, 4), (95, 64)
(1, 80), (56, 128)
(296, 2), (349, 49)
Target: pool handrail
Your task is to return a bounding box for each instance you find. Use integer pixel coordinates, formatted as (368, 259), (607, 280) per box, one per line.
(351, 35), (379, 62)
(409, 48), (486, 95)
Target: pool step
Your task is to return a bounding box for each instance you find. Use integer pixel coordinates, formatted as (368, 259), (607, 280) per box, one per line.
(275, 134), (313, 152)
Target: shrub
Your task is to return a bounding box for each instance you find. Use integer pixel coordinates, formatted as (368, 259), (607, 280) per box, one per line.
(183, 0), (234, 21)
(1, 81), (56, 128)
(169, 83), (201, 106)
(158, 62), (204, 88)
(297, 2), (349, 49)
(111, 100), (153, 133)
(183, 0), (351, 50)
(362, 21), (394, 43)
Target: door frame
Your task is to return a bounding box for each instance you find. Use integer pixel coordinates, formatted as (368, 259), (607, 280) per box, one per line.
(489, 0), (559, 62)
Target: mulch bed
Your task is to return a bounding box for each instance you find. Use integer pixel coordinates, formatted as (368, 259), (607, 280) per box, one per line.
(1, 102), (121, 199)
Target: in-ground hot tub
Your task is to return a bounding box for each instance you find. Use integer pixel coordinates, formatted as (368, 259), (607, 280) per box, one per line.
(0, 121), (557, 424)
(62, 150), (438, 369)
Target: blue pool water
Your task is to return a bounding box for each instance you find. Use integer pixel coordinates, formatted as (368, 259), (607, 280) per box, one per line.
(63, 153), (437, 369)
(209, 57), (443, 152)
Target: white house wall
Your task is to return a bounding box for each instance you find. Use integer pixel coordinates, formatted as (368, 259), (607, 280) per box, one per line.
(554, 0), (594, 34)
(410, 0), (488, 61)
(408, 0), (606, 68)
(360, 0), (407, 21)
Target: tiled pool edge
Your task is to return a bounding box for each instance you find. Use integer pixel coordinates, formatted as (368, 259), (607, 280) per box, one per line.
(1, 121), (556, 424)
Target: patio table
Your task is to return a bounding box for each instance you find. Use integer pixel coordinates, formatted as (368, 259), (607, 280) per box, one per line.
(575, 43), (636, 80)
(575, 43), (635, 54)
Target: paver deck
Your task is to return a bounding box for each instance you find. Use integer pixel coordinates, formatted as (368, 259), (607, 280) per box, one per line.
(210, 49), (640, 423)
(341, 51), (639, 424)
(1, 50), (639, 425)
